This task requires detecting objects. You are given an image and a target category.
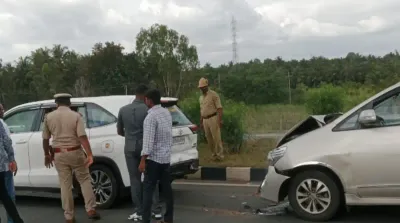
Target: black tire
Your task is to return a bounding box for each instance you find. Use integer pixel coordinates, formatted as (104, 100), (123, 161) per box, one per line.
(288, 170), (341, 222)
(74, 164), (119, 209)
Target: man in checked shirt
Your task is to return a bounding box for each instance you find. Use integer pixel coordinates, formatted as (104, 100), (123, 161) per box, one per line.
(139, 89), (174, 223)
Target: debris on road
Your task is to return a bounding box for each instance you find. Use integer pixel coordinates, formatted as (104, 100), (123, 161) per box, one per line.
(241, 201), (292, 216)
(255, 201), (291, 216)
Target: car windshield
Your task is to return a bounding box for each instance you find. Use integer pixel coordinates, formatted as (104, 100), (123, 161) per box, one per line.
(166, 105), (192, 126)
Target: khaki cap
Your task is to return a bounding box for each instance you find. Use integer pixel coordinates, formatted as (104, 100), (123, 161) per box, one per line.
(198, 77), (208, 88)
(54, 93), (72, 99)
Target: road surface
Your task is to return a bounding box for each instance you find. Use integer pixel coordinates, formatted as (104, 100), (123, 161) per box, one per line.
(0, 181), (399, 222)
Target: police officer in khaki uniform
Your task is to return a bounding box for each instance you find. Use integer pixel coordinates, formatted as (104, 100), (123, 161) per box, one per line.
(42, 93), (100, 223)
(198, 78), (224, 160)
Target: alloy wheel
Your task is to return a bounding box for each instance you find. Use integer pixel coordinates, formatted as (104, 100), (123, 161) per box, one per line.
(91, 170), (113, 205)
(295, 179), (331, 214)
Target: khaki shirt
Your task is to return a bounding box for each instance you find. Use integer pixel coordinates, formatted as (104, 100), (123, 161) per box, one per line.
(199, 90), (222, 117)
(42, 106), (86, 148)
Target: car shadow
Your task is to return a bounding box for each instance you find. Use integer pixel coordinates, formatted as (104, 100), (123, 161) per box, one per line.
(337, 206), (400, 222)
(258, 206), (400, 222)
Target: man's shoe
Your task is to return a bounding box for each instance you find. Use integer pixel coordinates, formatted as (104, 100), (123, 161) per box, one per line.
(152, 212), (162, 220)
(128, 212), (142, 221)
(87, 210), (101, 220)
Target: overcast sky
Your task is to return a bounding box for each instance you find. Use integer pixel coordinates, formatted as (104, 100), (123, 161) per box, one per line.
(1, 0), (400, 66)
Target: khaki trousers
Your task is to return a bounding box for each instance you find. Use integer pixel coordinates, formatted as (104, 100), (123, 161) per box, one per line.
(203, 115), (224, 157)
(54, 149), (96, 220)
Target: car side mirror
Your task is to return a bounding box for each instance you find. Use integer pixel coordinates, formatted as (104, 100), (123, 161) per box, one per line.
(358, 109), (377, 125)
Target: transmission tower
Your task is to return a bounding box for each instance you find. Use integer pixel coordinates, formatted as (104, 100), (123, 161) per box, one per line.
(231, 15), (238, 64)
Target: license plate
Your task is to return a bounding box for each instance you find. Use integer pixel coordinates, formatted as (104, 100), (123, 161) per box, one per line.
(173, 136), (185, 145)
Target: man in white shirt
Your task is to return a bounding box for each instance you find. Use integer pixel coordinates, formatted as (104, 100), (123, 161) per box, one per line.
(139, 89), (174, 223)
(0, 103), (18, 223)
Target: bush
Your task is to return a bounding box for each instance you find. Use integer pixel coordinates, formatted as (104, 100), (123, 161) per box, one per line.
(179, 90), (246, 153)
(305, 84), (345, 114)
(342, 83), (378, 111)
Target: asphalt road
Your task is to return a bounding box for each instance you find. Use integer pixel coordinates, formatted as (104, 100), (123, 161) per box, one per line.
(0, 181), (400, 222)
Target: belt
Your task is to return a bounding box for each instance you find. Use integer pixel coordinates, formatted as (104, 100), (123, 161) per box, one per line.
(202, 113), (217, 119)
(53, 146), (81, 153)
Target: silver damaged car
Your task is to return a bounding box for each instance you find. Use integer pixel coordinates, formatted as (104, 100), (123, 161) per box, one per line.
(260, 82), (400, 221)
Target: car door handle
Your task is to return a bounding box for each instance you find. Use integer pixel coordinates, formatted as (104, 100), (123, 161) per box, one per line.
(15, 140), (27, 144)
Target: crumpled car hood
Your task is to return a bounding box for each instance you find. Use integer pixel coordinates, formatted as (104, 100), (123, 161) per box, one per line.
(275, 113), (342, 148)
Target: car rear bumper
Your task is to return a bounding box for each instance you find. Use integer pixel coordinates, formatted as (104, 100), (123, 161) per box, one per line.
(260, 166), (290, 203)
(170, 159), (199, 178)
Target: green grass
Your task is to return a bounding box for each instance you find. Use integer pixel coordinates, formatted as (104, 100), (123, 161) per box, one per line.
(244, 104), (308, 133)
(198, 138), (277, 167)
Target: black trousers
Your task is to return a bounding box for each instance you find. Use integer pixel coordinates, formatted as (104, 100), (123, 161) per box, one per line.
(0, 171), (23, 223)
(142, 160), (173, 223)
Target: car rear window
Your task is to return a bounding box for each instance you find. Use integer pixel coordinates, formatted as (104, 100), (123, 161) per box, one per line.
(167, 105), (192, 126)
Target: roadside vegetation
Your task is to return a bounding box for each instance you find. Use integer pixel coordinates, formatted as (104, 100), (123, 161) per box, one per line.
(0, 23), (395, 167)
(186, 84), (380, 167)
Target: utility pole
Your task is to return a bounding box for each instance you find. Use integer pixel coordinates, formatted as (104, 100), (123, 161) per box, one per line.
(218, 73), (221, 89)
(124, 85), (127, 95)
(231, 15), (238, 64)
(288, 71), (292, 104)
(229, 15), (239, 90)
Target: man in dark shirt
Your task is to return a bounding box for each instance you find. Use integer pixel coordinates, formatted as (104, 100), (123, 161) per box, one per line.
(117, 84), (162, 221)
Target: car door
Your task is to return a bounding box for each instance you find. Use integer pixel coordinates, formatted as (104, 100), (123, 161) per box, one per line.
(3, 106), (41, 187)
(85, 102), (120, 156)
(333, 88), (400, 198)
(29, 104), (88, 188)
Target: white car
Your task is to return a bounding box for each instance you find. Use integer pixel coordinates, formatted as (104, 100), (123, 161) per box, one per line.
(3, 95), (199, 209)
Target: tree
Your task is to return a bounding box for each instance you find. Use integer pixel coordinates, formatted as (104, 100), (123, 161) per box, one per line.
(1, 23), (400, 108)
(135, 24), (199, 97)
(88, 42), (126, 95)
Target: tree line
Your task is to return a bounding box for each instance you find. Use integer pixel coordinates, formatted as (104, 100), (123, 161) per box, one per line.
(1, 23), (399, 109)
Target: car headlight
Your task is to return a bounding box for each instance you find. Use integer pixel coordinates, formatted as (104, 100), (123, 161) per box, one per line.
(267, 146), (287, 166)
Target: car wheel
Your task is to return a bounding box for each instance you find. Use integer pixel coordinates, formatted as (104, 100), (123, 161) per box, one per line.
(90, 164), (119, 209)
(288, 170), (341, 222)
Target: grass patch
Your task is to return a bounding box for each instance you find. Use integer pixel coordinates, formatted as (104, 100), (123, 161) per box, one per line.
(196, 104), (308, 167)
(244, 104), (308, 133)
(198, 138), (277, 167)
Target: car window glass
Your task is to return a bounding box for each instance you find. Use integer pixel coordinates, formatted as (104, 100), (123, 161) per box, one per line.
(373, 94), (400, 127)
(167, 105), (192, 127)
(77, 107), (87, 127)
(4, 109), (39, 133)
(39, 106), (87, 131)
(336, 113), (359, 130)
(39, 108), (55, 131)
(86, 103), (116, 128)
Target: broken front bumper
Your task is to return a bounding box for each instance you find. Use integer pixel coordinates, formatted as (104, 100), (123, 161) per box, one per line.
(259, 166), (290, 203)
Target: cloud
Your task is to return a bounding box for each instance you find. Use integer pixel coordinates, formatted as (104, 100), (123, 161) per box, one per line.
(0, 0), (400, 66)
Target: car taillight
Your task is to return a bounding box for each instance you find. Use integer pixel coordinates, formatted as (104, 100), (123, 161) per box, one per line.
(189, 125), (198, 134)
